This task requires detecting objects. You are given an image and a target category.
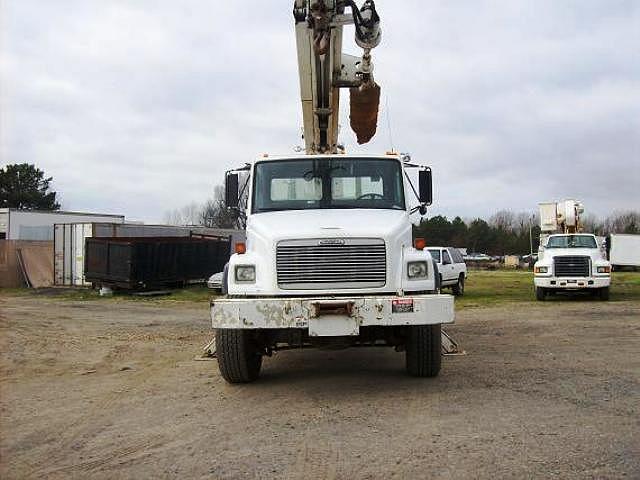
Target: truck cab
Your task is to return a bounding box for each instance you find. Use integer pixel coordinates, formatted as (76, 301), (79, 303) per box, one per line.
(211, 154), (455, 382)
(533, 233), (611, 301)
(427, 247), (467, 296)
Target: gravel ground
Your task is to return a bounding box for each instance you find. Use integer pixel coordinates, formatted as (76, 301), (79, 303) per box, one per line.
(1, 294), (639, 479)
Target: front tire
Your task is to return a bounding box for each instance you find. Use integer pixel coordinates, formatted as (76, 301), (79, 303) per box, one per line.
(216, 329), (263, 383)
(406, 324), (441, 377)
(535, 287), (546, 301)
(599, 287), (610, 301)
(452, 274), (465, 296)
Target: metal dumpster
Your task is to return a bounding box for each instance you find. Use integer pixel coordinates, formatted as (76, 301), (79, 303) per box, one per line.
(84, 236), (230, 289)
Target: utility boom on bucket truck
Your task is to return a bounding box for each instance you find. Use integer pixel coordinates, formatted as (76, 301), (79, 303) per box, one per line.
(534, 200), (611, 301)
(211, 1), (454, 383)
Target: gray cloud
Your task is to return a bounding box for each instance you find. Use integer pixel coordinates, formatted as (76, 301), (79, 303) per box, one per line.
(1, 0), (638, 221)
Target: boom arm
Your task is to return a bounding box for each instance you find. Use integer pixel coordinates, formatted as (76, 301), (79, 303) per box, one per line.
(293, 0), (381, 154)
(539, 199), (585, 234)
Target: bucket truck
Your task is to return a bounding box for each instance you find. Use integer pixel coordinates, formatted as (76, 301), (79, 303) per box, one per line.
(534, 200), (611, 301)
(211, 1), (455, 383)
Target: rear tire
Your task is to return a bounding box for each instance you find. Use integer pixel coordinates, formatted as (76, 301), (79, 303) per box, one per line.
(535, 287), (546, 301)
(599, 287), (610, 301)
(406, 324), (441, 377)
(452, 274), (465, 296)
(215, 329), (263, 383)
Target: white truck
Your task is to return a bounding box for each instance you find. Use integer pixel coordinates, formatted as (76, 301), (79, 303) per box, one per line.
(534, 200), (611, 301)
(427, 247), (467, 295)
(606, 234), (640, 270)
(210, 1), (455, 383)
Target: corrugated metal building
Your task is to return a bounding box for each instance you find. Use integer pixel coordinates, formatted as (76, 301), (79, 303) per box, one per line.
(0, 208), (125, 240)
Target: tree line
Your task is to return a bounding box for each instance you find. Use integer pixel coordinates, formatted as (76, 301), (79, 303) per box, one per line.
(413, 210), (640, 256)
(3, 164), (637, 251)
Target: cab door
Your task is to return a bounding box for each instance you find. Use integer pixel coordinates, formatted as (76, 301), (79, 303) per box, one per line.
(441, 249), (456, 283)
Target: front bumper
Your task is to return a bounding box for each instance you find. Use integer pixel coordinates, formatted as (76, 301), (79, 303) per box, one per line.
(534, 276), (610, 289)
(211, 294), (454, 337)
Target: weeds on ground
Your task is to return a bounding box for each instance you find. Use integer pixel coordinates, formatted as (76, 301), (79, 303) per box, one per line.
(2, 270), (639, 309)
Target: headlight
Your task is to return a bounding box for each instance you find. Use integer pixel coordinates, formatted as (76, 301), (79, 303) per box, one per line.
(597, 266), (611, 274)
(407, 261), (428, 279)
(534, 266), (548, 274)
(235, 265), (256, 282)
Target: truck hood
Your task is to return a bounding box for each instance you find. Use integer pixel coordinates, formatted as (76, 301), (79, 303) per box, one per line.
(538, 247), (608, 265)
(247, 209), (409, 241)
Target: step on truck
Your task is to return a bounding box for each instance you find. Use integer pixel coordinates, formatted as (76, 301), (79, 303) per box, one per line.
(210, 1), (455, 382)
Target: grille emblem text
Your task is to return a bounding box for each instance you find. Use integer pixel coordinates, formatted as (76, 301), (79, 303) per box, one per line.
(319, 239), (345, 245)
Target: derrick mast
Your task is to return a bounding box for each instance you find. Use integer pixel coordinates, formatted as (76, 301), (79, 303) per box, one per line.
(293, 0), (382, 154)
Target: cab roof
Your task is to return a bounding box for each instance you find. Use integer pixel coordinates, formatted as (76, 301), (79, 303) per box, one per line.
(254, 153), (403, 162)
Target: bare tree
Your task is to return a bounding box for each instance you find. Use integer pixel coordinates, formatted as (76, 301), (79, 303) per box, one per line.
(489, 210), (516, 231)
(163, 201), (203, 226)
(200, 185), (240, 228)
(602, 210), (640, 235)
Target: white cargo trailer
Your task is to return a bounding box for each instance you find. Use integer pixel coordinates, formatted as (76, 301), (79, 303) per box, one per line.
(607, 234), (640, 269)
(0, 208), (124, 240)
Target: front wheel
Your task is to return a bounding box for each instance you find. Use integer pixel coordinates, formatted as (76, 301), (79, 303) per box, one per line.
(452, 274), (465, 296)
(599, 287), (610, 301)
(406, 324), (441, 377)
(535, 287), (546, 301)
(215, 329), (263, 383)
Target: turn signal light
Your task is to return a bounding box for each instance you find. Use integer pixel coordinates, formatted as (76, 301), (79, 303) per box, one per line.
(235, 242), (246, 254)
(414, 238), (426, 250)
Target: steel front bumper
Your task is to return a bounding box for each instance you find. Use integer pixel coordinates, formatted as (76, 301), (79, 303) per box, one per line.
(534, 276), (610, 289)
(211, 294), (454, 337)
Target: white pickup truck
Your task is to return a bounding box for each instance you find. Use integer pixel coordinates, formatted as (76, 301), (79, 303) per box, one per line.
(427, 247), (467, 296)
(534, 233), (611, 300)
(212, 154), (455, 382)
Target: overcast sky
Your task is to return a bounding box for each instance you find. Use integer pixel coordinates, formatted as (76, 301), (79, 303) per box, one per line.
(1, 0), (638, 222)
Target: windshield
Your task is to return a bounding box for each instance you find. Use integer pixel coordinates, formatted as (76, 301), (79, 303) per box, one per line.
(546, 235), (597, 249)
(252, 158), (405, 213)
(427, 249), (441, 262)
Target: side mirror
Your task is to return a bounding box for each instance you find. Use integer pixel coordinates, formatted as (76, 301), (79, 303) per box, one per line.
(225, 173), (239, 209)
(418, 169), (432, 206)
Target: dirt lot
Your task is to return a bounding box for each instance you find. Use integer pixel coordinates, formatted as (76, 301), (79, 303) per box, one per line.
(1, 277), (639, 479)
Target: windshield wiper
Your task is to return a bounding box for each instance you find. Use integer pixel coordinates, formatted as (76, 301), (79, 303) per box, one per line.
(254, 207), (310, 213)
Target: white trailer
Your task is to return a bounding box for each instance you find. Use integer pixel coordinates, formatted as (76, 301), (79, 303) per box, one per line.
(607, 234), (640, 269)
(0, 208), (124, 240)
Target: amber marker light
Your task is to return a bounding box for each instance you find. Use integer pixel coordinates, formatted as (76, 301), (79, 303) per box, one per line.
(235, 242), (246, 254)
(414, 238), (426, 250)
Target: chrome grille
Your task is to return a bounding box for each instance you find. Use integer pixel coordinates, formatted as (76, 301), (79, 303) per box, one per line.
(276, 238), (386, 289)
(553, 256), (590, 277)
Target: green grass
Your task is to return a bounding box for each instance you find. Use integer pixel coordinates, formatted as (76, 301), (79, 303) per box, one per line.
(455, 270), (640, 309)
(0, 284), (216, 305)
(454, 270), (535, 309)
(3, 271), (639, 310)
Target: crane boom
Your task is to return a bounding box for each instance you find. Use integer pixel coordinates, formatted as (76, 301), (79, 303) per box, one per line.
(293, 0), (381, 154)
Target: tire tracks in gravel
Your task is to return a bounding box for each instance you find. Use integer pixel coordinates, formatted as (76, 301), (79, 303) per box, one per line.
(283, 382), (342, 480)
(37, 435), (166, 478)
(24, 359), (173, 477)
